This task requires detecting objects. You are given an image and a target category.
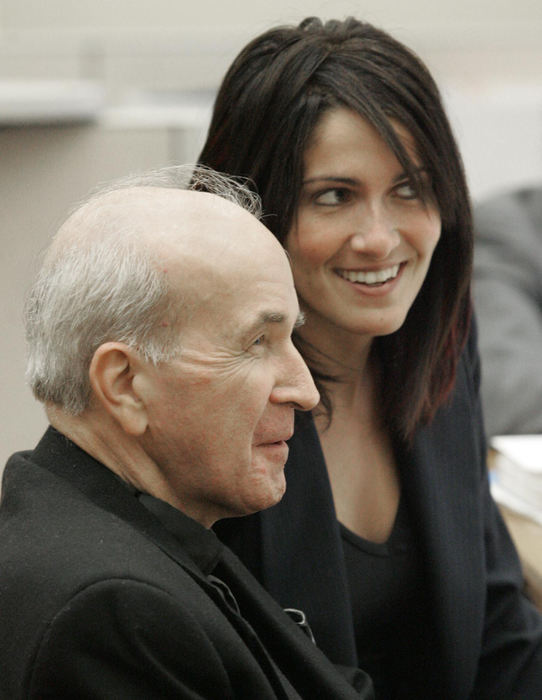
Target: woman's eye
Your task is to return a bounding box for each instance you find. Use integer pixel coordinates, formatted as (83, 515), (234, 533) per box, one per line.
(314, 188), (350, 206)
(394, 181), (418, 200)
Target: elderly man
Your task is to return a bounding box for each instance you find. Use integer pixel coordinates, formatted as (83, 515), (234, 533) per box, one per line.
(0, 167), (372, 699)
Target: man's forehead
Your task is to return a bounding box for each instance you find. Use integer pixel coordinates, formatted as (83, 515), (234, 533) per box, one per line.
(67, 184), (292, 305)
(60, 186), (254, 244)
(98, 185), (226, 209)
(141, 188), (273, 257)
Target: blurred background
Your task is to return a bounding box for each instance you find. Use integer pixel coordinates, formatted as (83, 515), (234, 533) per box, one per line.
(2, 0), (542, 469)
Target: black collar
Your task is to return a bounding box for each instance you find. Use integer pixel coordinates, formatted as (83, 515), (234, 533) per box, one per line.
(32, 427), (224, 574)
(137, 492), (223, 574)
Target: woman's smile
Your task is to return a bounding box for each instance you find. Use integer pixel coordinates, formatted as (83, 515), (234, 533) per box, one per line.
(285, 107), (441, 343)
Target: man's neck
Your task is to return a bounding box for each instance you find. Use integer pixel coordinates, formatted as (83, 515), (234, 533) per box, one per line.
(45, 403), (217, 529)
(46, 403), (153, 494)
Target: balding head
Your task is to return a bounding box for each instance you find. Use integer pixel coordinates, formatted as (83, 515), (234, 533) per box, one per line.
(53, 184), (257, 251)
(24, 166), (319, 523)
(25, 166), (275, 414)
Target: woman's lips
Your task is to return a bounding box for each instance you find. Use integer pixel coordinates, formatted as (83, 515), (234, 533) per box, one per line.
(336, 262), (401, 285)
(335, 262), (405, 294)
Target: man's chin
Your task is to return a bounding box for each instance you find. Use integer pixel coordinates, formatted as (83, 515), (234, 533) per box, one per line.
(244, 472), (287, 516)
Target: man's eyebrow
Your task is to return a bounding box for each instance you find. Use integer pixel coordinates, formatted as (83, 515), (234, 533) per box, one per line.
(258, 310), (305, 328)
(260, 311), (286, 324)
(242, 310), (304, 339)
(295, 311), (306, 328)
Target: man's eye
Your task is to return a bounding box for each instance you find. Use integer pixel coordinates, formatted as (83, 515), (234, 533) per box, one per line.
(314, 188), (350, 206)
(252, 335), (265, 347)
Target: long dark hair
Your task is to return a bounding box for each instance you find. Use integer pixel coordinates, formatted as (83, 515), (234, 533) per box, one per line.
(198, 17), (473, 441)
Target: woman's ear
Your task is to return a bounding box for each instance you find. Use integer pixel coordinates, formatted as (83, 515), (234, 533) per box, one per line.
(89, 342), (149, 436)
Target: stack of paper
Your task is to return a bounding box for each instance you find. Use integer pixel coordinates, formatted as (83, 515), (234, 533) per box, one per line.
(490, 435), (542, 525)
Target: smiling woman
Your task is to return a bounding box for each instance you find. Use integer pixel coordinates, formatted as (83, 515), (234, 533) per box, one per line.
(199, 20), (471, 442)
(198, 16), (542, 699)
(287, 109), (441, 348)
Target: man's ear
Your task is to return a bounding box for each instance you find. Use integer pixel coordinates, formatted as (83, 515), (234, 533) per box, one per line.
(89, 342), (149, 436)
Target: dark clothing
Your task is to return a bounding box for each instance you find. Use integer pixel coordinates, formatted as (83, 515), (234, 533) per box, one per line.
(215, 325), (542, 699)
(340, 496), (433, 699)
(0, 428), (372, 699)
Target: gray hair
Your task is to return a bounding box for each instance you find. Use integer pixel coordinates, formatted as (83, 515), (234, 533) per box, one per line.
(25, 165), (262, 414)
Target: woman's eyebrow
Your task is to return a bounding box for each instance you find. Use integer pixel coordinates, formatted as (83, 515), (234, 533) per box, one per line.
(392, 167), (428, 184)
(302, 176), (358, 186)
(302, 167), (429, 187)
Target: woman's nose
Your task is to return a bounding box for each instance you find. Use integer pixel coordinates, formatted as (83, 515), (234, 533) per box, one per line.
(349, 206), (400, 259)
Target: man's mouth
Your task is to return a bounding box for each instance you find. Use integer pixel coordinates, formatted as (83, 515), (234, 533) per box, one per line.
(256, 429), (294, 448)
(337, 264), (401, 286)
(262, 434), (293, 447)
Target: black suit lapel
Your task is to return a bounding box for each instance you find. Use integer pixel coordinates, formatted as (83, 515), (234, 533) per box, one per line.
(406, 356), (485, 700)
(217, 546), (373, 699)
(257, 415), (359, 666)
(31, 428), (305, 699)
(31, 428), (205, 576)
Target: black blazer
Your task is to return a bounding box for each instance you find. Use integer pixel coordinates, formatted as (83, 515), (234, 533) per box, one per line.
(0, 429), (373, 699)
(216, 326), (542, 699)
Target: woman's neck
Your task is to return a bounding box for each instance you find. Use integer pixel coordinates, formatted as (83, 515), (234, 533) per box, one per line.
(296, 335), (380, 434)
(297, 316), (373, 374)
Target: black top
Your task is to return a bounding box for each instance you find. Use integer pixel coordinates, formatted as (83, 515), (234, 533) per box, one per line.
(340, 497), (433, 698)
(214, 326), (542, 698)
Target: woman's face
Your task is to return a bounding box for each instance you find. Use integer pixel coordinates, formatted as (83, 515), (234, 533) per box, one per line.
(285, 107), (441, 348)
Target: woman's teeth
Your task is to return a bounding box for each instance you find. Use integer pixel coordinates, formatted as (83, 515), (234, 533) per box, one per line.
(338, 264), (400, 285)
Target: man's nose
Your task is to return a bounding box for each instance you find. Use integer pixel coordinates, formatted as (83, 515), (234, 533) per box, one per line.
(271, 346), (319, 411)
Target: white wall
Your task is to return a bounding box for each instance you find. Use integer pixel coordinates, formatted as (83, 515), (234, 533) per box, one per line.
(2, 0), (542, 92)
(1, 0), (542, 469)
